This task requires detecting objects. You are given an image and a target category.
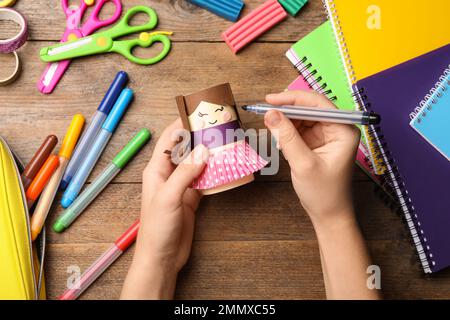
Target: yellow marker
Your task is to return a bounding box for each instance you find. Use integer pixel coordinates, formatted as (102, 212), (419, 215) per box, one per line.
(84, 0), (95, 6)
(30, 114), (85, 241)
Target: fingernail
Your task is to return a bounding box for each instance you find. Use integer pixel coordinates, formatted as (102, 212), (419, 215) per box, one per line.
(265, 110), (281, 127)
(265, 93), (276, 100)
(193, 144), (209, 164)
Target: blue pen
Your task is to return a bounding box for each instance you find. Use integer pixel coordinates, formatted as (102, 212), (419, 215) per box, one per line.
(60, 71), (128, 191)
(61, 88), (133, 208)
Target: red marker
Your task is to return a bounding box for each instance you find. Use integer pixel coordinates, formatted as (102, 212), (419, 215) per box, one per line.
(59, 220), (140, 300)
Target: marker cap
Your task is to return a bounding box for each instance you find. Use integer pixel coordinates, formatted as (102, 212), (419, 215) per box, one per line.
(59, 114), (85, 159)
(112, 128), (151, 169)
(26, 155), (59, 201)
(102, 88), (133, 133)
(97, 71), (129, 114)
(115, 220), (140, 251)
(22, 135), (58, 189)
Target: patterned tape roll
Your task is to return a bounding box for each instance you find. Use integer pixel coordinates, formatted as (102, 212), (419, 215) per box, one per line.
(0, 51), (20, 85)
(0, 0), (17, 8)
(0, 8), (27, 53)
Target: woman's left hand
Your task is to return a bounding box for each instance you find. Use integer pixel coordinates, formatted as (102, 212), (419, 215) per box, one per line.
(121, 119), (209, 299)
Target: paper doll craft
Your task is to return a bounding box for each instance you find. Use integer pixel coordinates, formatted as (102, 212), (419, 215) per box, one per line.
(176, 83), (268, 195)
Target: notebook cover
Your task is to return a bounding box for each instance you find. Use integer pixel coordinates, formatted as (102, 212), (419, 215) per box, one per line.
(287, 75), (310, 91)
(409, 68), (450, 161)
(354, 44), (450, 273)
(324, 0), (450, 83)
(286, 21), (385, 174)
(286, 21), (355, 110)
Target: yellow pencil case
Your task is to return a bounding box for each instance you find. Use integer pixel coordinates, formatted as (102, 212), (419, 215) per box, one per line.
(0, 136), (46, 300)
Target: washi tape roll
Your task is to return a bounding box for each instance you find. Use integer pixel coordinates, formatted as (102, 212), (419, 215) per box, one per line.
(0, 0), (17, 8)
(0, 51), (20, 86)
(0, 8), (27, 53)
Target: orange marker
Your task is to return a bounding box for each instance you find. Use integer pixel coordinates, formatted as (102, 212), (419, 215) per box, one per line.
(25, 155), (59, 209)
(31, 114), (85, 240)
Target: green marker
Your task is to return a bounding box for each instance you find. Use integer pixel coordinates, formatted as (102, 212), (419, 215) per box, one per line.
(53, 128), (151, 233)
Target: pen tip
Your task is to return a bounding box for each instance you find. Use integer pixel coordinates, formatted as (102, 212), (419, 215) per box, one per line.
(369, 113), (381, 125)
(241, 105), (248, 111)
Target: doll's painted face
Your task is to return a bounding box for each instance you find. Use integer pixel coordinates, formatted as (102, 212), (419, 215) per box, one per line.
(188, 101), (238, 131)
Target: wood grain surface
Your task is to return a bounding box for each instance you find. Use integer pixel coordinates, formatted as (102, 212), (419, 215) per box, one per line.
(1, 0), (447, 300)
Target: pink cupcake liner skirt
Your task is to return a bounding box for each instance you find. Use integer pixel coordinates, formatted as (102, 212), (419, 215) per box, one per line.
(192, 140), (268, 190)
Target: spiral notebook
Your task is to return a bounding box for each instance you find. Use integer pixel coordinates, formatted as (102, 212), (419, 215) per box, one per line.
(323, 0), (450, 174)
(353, 44), (450, 273)
(285, 21), (383, 175)
(285, 38), (393, 194)
(409, 68), (450, 161)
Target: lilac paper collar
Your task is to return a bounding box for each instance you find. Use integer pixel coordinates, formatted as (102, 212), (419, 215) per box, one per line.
(191, 120), (241, 149)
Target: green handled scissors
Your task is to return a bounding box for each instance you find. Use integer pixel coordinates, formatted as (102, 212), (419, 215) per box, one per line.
(40, 6), (172, 65)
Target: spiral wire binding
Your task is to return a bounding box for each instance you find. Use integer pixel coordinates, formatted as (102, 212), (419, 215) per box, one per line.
(322, 0), (386, 175)
(353, 84), (433, 273)
(409, 65), (450, 121)
(292, 56), (337, 101)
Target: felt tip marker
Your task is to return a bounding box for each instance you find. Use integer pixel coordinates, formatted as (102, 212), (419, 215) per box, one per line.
(25, 155), (60, 209)
(61, 88), (133, 208)
(60, 71), (129, 191)
(242, 104), (381, 125)
(30, 114), (85, 240)
(54, 128), (151, 233)
(59, 220), (140, 300)
(21, 135), (58, 191)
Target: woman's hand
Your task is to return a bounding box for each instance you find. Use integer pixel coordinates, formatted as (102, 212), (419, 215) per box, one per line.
(121, 119), (209, 299)
(264, 90), (380, 299)
(264, 90), (360, 227)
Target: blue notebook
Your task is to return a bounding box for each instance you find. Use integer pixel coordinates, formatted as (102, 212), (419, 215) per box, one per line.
(409, 67), (450, 161)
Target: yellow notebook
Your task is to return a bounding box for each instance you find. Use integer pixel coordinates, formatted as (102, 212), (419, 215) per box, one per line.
(324, 0), (450, 174)
(324, 0), (450, 82)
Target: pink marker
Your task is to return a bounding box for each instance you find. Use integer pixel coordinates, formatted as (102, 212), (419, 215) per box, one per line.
(59, 220), (140, 300)
(37, 0), (122, 94)
(222, 0), (287, 53)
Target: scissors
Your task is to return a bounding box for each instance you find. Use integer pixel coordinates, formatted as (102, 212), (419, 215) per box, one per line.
(37, 0), (122, 94)
(40, 6), (172, 66)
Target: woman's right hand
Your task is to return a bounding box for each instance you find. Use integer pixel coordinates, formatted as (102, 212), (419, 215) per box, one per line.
(263, 90), (361, 227)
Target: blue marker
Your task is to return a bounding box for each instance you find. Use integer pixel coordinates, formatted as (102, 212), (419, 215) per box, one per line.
(61, 88), (133, 208)
(60, 71), (128, 191)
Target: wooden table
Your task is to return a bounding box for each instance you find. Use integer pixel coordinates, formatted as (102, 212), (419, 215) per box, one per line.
(1, 0), (449, 300)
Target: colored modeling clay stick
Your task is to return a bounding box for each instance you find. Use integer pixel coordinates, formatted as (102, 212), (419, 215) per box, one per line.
(21, 135), (58, 190)
(61, 88), (133, 208)
(30, 114), (85, 240)
(60, 71), (129, 191)
(222, 0), (287, 53)
(25, 155), (59, 209)
(190, 0), (244, 22)
(278, 0), (308, 16)
(54, 129), (151, 232)
(59, 220), (140, 300)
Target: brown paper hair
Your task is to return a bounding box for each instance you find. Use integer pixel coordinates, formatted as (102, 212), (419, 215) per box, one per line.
(175, 83), (241, 131)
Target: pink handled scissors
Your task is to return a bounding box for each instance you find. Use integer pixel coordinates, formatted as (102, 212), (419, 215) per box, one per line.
(37, 0), (122, 94)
